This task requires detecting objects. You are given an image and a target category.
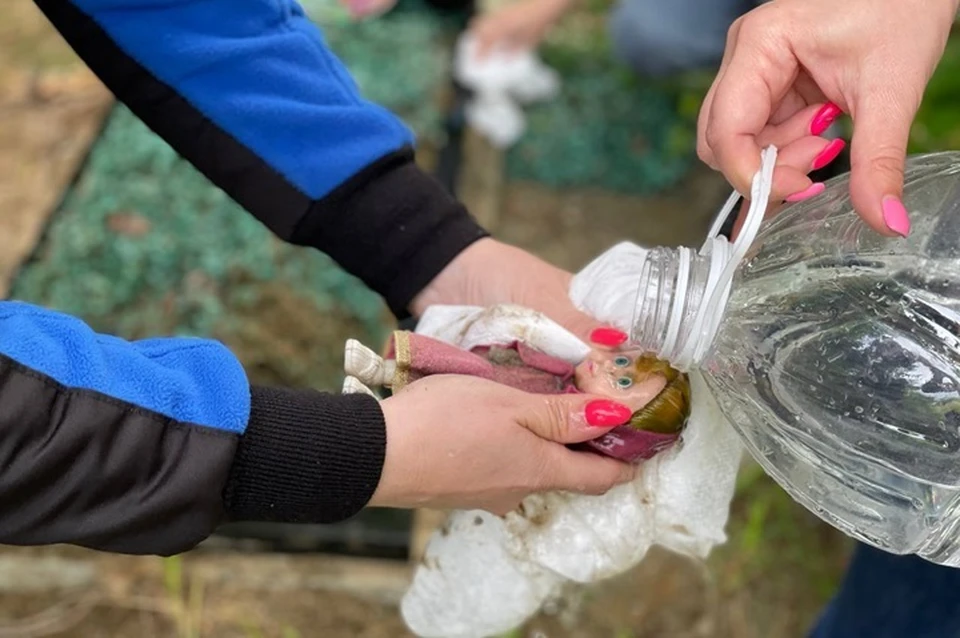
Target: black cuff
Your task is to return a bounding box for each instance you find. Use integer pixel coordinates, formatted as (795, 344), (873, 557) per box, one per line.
(291, 148), (489, 318)
(223, 386), (386, 524)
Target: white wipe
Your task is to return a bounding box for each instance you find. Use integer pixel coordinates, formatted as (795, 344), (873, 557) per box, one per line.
(399, 243), (743, 638)
(453, 33), (561, 148)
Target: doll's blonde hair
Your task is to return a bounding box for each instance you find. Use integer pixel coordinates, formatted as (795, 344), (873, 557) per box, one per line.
(628, 354), (691, 434)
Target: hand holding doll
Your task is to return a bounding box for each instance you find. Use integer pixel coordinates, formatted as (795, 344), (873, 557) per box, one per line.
(343, 304), (689, 465)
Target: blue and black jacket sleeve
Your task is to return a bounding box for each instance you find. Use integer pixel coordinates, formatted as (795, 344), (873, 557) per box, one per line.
(6, 0), (490, 555)
(32, 0), (488, 317)
(0, 301), (386, 555)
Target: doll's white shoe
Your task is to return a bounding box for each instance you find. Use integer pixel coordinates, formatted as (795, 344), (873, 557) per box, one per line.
(342, 375), (379, 399)
(344, 338), (397, 387)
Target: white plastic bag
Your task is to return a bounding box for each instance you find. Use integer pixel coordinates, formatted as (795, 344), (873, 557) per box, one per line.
(399, 242), (743, 638)
(453, 33), (561, 148)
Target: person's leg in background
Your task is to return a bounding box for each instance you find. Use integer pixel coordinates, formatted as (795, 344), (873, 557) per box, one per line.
(607, 0), (755, 79)
(810, 543), (960, 638)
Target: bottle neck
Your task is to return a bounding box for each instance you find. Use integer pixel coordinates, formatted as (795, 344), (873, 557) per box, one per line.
(630, 245), (720, 370)
(629, 145), (778, 370)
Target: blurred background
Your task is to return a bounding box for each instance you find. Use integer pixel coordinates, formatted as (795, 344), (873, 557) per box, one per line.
(1, 1), (958, 636)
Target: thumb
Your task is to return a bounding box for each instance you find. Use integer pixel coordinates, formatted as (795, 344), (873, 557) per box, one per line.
(547, 302), (629, 350)
(559, 306), (605, 343)
(519, 395), (632, 445)
(848, 83), (919, 238)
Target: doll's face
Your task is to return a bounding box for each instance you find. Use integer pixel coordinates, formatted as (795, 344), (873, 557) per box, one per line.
(574, 349), (666, 406)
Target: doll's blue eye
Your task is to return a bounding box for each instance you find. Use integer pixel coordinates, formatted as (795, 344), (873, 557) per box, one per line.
(614, 356), (630, 367)
(617, 377), (634, 389)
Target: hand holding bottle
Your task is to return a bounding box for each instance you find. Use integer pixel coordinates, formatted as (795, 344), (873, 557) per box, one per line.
(697, 0), (958, 237)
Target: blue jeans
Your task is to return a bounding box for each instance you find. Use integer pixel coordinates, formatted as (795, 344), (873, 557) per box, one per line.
(810, 543), (960, 638)
(607, 0), (756, 77)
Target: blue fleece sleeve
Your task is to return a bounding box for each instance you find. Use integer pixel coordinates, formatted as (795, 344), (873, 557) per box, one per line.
(69, 0), (413, 200)
(36, 0), (489, 316)
(0, 301), (249, 433)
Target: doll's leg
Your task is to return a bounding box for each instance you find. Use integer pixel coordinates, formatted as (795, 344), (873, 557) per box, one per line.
(344, 338), (397, 387)
(342, 375), (380, 399)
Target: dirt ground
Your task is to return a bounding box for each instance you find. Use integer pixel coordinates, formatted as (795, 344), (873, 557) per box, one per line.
(0, 4), (852, 638)
(0, 3), (111, 298)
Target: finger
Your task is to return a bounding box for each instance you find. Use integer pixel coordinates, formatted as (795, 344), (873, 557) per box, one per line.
(848, 80), (920, 237)
(703, 68), (817, 170)
(793, 69), (831, 108)
(470, 16), (503, 59)
(776, 135), (846, 194)
(729, 135), (842, 239)
(515, 309), (629, 362)
(519, 395), (636, 445)
(758, 103), (841, 148)
(473, 27), (494, 58)
(533, 294), (617, 348)
(547, 312), (629, 352)
(541, 447), (636, 495)
(697, 16), (743, 169)
(768, 89), (810, 126)
(704, 20), (801, 195)
(558, 307), (607, 344)
(697, 82), (719, 169)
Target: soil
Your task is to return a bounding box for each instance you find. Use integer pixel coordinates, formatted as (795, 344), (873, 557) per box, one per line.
(0, 4), (853, 638)
(0, 2), (112, 297)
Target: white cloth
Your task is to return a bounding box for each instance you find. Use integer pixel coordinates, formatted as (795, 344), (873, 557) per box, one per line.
(414, 303), (590, 364)
(453, 33), (561, 148)
(399, 242), (743, 638)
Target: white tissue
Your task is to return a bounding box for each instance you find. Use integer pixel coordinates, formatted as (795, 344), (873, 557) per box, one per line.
(415, 303), (591, 364)
(399, 242), (743, 638)
(453, 33), (561, 148)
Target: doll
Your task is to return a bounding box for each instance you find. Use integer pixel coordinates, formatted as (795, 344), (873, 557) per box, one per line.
(342, 311), (689, 463)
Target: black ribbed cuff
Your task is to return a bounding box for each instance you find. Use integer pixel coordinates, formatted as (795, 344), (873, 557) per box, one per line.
(290, 148), (489, 319)
(223, 386), (386, 524)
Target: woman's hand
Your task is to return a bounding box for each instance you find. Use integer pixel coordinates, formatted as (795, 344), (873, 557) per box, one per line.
(411, 237), (623, 346)
(697, 0), (958, 237)
(468, 0), (573, 58)
(371, 376), (638, 514)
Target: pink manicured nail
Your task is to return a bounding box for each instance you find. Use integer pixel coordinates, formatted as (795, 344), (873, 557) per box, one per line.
(810, 103), (842, 136)
(589, 327), (628, 347)
(812, 139), (846, 171)
(785, 182), (826, 202)
(585, 400), (632, 427)
(882, 196), (911, 237)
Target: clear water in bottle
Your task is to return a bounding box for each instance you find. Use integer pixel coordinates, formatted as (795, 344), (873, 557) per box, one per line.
(632, 151), (960, 565)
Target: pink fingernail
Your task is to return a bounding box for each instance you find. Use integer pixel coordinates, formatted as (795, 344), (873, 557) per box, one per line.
(812, 139), (846, 171)
(882, 196), (911, 237)
(589, 327), (628, 347)
(810, 103), (842, 136)
(585, 400), (632, 427)
(785, 182), (826, 202)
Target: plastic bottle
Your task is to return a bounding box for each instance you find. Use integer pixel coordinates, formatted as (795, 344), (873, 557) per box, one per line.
(631, 149), (960, 566)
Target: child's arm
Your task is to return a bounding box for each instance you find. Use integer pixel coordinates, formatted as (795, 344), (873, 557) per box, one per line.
(0, 301), (384, 555)
(33, 0), (487, 317)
